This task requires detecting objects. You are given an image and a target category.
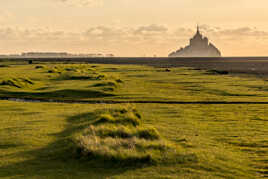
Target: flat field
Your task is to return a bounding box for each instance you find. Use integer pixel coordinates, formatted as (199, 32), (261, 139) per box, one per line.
(0, 62), (267, 178)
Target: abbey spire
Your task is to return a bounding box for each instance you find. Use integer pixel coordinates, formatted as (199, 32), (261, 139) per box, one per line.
(169, 26), (221, 57)
(196, 24), (200, 34)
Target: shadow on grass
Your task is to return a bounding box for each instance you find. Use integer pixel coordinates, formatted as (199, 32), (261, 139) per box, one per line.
(55, 76), (97, 81)
(0, 89), (114, 100)
(51, 73), (107, 82)
(0, 112), (144, 178)
(183, 86), (260, 97)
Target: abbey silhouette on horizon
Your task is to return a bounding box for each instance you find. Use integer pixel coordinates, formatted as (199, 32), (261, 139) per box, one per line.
(169, 26), (221, 57)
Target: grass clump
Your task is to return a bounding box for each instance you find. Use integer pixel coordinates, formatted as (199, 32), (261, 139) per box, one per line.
(95, 111), (140, 126)
(0, 78), (35, 88)
(83, 125), (160, 140)
(92, 80), (122, 92)
(136, 127), (160, 140)
(74, 107), (181, 165)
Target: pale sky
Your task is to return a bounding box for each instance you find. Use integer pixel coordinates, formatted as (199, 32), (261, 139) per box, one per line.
(0, 0), (268, 56)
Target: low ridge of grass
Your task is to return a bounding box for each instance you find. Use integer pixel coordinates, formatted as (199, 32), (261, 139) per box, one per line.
(0, 77), (35, 88)
(0, 64), (123, 101)
(94, 108), (141, 126)
(47, 65), (92, 74)
(54, 71), (108, 81)
(73, 107), (188, 165)
(84, 125), (160, 140)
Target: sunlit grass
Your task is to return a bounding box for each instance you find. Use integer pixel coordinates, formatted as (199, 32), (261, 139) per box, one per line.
(1, 63), (268, 102)
(0, 62), (268, 178)
(73, 107), (184, 165)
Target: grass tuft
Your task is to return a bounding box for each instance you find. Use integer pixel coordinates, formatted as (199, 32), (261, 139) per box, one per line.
(73, 107), (181, 165)
(83, 125), (160, 140)
(95, 111), (140, 126)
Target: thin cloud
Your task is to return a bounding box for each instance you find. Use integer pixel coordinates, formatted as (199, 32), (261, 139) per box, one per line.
(200, 25), (268, 39)
(134, 24), (168, 35)
(56, 0), (103, 7)
(1, 25), (268, 56)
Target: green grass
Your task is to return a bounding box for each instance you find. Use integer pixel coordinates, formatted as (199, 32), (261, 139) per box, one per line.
(0, 77), (35, 88)
(0, 62), (268, 178)
(87, 124), (160, 140)
(94, 109), (141, 126)
(0, 63), (268, 102)
(72, 107), (182, 165)
(0, 101), (267, 178)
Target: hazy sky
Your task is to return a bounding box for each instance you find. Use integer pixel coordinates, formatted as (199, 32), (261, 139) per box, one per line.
(0, 0), (268, 56)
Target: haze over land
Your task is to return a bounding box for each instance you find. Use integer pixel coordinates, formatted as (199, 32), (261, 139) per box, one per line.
(0, 0), (268, 56)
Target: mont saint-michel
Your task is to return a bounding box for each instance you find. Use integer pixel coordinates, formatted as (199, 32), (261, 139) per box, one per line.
(169, 26), (221, 57)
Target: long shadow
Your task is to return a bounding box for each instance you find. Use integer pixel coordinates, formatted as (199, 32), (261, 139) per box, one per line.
(53, 75), (98, 81)
(0, 111), (144, 178)
(0, 89), (114, 100)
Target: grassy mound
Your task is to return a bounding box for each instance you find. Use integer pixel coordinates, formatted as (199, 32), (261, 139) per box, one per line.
(54, 73), (108, 81)
(74, 107), (183, 165)
(92, 80), (120, 92)
(46, 66), (123, 90)
(83, 125), (160, 140)
(0, 78), (35, 88)
(47, 65), (94, 75)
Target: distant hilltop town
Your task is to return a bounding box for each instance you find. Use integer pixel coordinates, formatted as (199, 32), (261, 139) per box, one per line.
(169, 26), (221, 57)
(0, 52), (115, 58)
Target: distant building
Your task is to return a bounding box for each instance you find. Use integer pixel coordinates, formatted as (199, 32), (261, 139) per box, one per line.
(20, 52), (115, 58)
(169, 26), (221, 57)
(21, 52), (68, 57)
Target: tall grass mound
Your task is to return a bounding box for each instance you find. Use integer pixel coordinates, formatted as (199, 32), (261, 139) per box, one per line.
(0, 77), (35, 88)
(46, 65), (124, 89)
(92, 80), (123, 92)
(74, 107), (187, 165)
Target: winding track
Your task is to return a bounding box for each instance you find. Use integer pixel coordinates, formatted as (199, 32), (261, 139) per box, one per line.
(1, 97), (268, 105)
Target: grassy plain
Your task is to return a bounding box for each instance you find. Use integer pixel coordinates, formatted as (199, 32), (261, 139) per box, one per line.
(1, 62), (268, 102)
(0, 62), (268, 178)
